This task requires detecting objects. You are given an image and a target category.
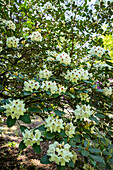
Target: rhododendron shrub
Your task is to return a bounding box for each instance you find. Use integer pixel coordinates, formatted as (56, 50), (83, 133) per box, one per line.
(0, 0), (113, 169)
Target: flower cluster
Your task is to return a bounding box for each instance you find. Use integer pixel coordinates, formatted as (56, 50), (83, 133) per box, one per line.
(6, 36), (19, 48)
(30, 31), (42, 41)
(56, 52), (71, 65)
(93, 61), (112, 70)
(59, 85), (67, 94)
(80, 93), (90, 102)
(6, 20), (16, 31)
(65, 69), (91, 83)
(43, 2), (53, 10)
(4, 99), (26, 119)
(24, 80), (40, 92)
(64, 122), (76, 138)
(39, 69), (52, 79)
(41, 81), (58, 94)
(103, 87), (112, 96)
(47, 142), (77, 166)
(45, 116), (64, 133)
(23, 129), (43, 147)
(41, 81), (67, 95)
(68, 0), (75, 4)
(90, 46), (105, 57)
(74, 104), (93, 120)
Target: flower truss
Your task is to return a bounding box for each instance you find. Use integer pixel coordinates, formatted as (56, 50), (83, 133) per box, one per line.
(39, 69), (52, 79)
(56, 52), (71, 65)
(24, 80), (40, 92)
(103, 87), (112, 96)
(90, 46), (105, 57)
(6, 36), (19, 48)
(45, 116), (64, 133)
(65, 68), (92, 83)
(74, 104), (94, 120)
(23, 129), (43, 147)
(47, 141), (77, 166)
(4, 99), (26, 119)
(30, 31), (42, 41)
(64, 122), (76, 138)
(6, 20), (16, 31)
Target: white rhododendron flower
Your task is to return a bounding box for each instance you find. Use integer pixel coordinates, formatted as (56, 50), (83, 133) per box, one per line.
(64, 122), (76, 138)
(41, 81), (58, 94)
(59, 86), (67, 94)
(24, 80), (40, 92)
(45, 116), (64, 133)
(30, 31), (42, 41)
(56, 52), (71, 65)
(23, 27), (29, 32)
(74, 104), (93, 120)
(6, 20), (16, 31)
(4, 99), (26, 119)
(81, 55), (90, 62)
(80, 93), (90, 102)
(23, 129), (43, 147)
(39, 69), (52, 79)
(103, 87), (112, 96)
(65, 68), (91, 83)
(90, 46), (105, 57)
(47, 141), (77, 166)
(43, 2), (53, 10)
(68, 0), (75, 4)
(40, 81), (67, 95)
(6, 36), (19, 48)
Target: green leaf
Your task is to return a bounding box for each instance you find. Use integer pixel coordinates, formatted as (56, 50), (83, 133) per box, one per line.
(68, 161), (74, 168)
(52, 94), (59, 98)
(106, 61), (113, 67)
(68, 93), (75, 99)
(0, 107), (5, 112)
(81, 150), (89, 156)
(95, 114), (105, 119)
(40, 155), (50, 164)
(33, 143), (41, 153)
(28, 107), (38, 112)
(109, 159), (113, 164)
(84, 141), (88, 148)
(107, 144), (113, 149)
(89, 148), (101, 154)
(57, 165), (65, 170)
(24, 91), (31, 95)
(20, 125), (28, 132)
(89, 116), (99, 123)
(19, 140), (27, 150)
(69, 141), (76, 148)
(89, 154), (105, 164)
(60, 130), (67, 137)
(7, 116), (16, 127)
(19, 114), (31, 124)
(45, 132), (55, 139)
(54, 110), (66, 117)
(46, 91), (51, 95)
(0, 84), (3, 90)
(37, 124), (46, 131)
